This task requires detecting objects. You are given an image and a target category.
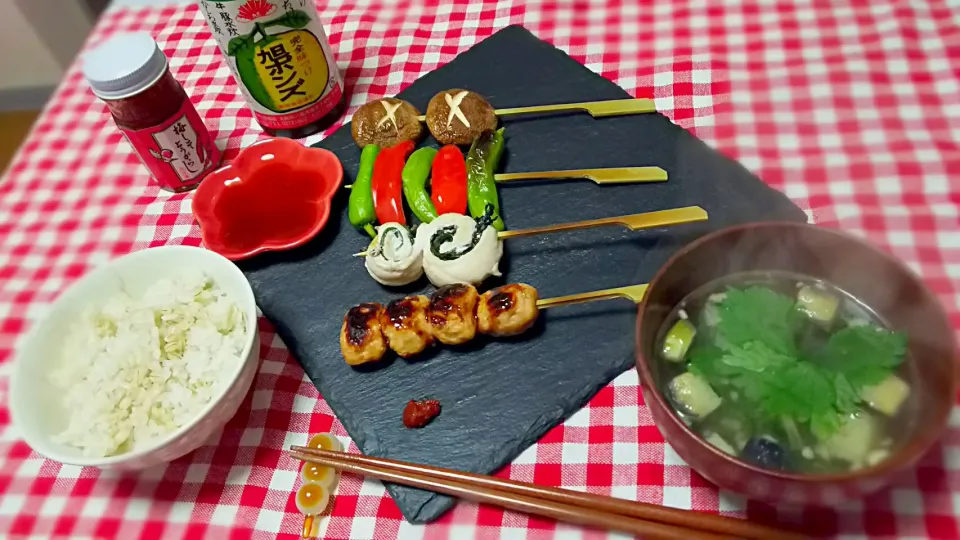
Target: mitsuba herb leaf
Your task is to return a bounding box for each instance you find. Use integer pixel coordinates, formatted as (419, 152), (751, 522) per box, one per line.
(832, 373), (860, 414)
(758, 362), (834, 421)
(687, 342), (734, 382)
(819, 325), (907, 389)
(716, 286), (801, 356)
(810, 410), (844, 441)
(720, 341), (793, 373)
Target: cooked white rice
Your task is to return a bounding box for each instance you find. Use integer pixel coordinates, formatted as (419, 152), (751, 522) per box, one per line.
(51, 271), (247, 457)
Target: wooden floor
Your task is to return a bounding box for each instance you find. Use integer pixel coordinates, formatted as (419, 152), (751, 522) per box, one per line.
(0, 110), (41, 174)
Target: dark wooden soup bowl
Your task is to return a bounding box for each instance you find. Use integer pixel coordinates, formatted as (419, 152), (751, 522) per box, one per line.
(635, 222), (957, 505)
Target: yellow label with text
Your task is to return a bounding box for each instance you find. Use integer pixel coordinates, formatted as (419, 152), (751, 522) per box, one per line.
(253, 30), (329, 112)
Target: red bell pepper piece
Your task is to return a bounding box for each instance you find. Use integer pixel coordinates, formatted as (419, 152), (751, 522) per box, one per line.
(371, 140), (415, 225)
(430, 145), (468, 215)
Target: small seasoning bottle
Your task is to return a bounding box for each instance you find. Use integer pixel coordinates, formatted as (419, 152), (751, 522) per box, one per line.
(82, 32), (222, 193)
(197, 0), (346, 138)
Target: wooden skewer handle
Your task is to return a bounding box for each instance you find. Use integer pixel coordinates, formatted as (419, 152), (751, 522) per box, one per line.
(495, 98), (657, 118)
(348, 165), (667, 188)
(416, 98), (657, 122)
(537, 284), (649, 309)
(353, 207), (706, 257)
(301, 516), (315, 539)
(494, 166), (667, 185)
(498, 206), (708, 240)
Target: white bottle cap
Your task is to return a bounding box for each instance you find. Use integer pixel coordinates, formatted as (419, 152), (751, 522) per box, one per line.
(82, 32), (169, 100)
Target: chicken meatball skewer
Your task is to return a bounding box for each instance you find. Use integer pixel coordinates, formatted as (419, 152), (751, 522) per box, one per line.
(339, 283), (648, 364)
(339, 303), (388, 366)
(380, 295), (434, 358)
(476, 283), (540, 337)
(426, 284), (480, 345)
(475, 282), (649, 337)
(338, 284), (488, 364)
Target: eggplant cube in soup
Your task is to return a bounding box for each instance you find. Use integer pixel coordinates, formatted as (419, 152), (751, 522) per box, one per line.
(819, 413), (878, 466)
(668, 372), (721, 419)
(861, 374), (911, 417)
(797, 285), (839, 324)
(705, 432), (737, 455)
(662, 319), (696, 362)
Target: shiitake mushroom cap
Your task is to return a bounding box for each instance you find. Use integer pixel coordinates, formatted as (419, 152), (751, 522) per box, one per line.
(351, 97), (424, 148)
(425, 89), (497, 145)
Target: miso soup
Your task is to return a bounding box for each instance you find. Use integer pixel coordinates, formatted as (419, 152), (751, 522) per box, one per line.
(655, 270), (916, 474)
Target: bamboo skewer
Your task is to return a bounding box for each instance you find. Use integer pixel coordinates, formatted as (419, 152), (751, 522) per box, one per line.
(498, 206), (707, 239)
(415, 98), (657, 122)
(495, 166), (667, 185)
(301, 515), (317, 538)
(289, 446), (804, 540)
(536, 283), (649, 310)
(352, 206), (707, 257)
(344, 165), (667, 189)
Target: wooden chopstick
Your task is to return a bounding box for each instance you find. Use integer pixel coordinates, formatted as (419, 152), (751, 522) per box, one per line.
(290, 447), (721, 540)
(290, 446), (804, 540)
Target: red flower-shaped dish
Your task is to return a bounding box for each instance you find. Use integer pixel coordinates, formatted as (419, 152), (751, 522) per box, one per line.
(193, 138), (343, 261)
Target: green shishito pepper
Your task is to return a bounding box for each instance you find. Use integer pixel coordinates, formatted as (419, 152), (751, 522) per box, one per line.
(349, 144), (381, 237)
(402, 147), (439, 224)
(465, 128), (505, 230)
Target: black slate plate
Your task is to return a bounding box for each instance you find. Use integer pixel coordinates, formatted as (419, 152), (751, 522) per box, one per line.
(239, 25), (807, 522)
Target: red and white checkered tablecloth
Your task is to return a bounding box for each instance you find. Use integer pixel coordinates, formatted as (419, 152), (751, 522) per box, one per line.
(1, 1), (958, 538)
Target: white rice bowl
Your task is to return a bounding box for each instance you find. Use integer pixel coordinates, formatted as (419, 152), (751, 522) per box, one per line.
(50, 272), (247, 458)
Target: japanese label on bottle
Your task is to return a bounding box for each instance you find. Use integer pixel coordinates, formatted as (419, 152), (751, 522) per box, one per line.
(199, 0), (344, 130)
(120, 99), (222, 192)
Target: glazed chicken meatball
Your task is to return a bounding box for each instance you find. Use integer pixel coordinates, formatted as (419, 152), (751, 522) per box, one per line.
(380, 295), (434, 358)
(425, 89), (497, 145)
(427, 284), (479, 345)
(340, 303), (388, 365)
(477, 283), (540, 337)
(351, 97), (424, 148)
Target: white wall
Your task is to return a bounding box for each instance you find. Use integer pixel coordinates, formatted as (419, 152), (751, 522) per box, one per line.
(0, 1), (65, 90)
(13, 0), (95, 69)
(114, 0), (192, 5)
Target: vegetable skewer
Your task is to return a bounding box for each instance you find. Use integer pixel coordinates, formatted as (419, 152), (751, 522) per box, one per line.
(432, 145), (468, 215)
(402, 147), (440, 223)
(347, 128), (667, 239)
(466, 129), (506, 230)
(339, 282), (649, 365)
(371, 141), (415, 225)
(346, 166), (668, 189)
(347, 145), (381, 237)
